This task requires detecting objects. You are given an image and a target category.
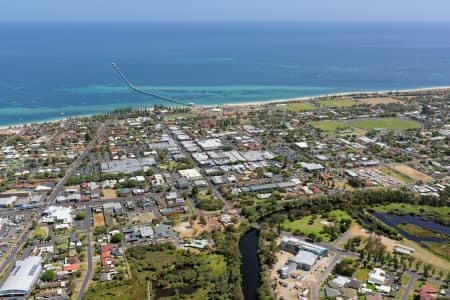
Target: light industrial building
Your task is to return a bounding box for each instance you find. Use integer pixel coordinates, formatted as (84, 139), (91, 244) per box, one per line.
(279, 236), (328, 273)
(288, 250), (318, 271)
(0, 256), (43, 296)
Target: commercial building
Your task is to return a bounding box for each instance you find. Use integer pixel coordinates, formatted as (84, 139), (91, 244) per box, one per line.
(0, 256), (43, 297)
(196, 138), (224, 151)
(101, 158), (156, 174)
(0, 196), (16, 208)
(139, 226), (154, 238)
(178, 168), (202, 180)
(241, 181), (297, 193)
(300, 162), (324, 172)
(42, 206), (73, 224)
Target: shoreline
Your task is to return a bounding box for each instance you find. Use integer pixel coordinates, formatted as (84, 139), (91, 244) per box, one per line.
(1, 85), (449, 130)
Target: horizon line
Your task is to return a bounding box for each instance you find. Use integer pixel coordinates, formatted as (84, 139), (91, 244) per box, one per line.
(2, 20), (450, 24)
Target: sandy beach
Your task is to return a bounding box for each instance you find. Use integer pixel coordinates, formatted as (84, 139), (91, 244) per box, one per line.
(1, 85), (449, 130)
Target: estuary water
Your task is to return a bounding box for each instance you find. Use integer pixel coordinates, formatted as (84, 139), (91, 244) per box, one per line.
(1, 22), (450, 126)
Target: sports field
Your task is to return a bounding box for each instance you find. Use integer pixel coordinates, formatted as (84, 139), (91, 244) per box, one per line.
(351, 118), (420, 130)
(308, 120), (349, 132)
(277, 102), (316, 111)
(317, 99), (360, 107)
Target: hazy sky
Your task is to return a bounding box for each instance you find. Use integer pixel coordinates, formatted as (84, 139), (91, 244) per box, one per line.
(1, 0), (450, 22)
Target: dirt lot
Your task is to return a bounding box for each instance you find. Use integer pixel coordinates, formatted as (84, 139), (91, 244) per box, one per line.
(132, 212), (154, 224)
(93, 212), (105, 227)
(174, 217), (224, 239)
(359, 97), (403, 105)
(390, 164), (433, 182)
(101, 188), (117, 199)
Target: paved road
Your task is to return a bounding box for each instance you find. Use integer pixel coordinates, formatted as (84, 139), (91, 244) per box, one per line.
(47, 121), (109, 204)
(401, 272), (419, 300)
(0, 221), (33, 275)
(77, 204), (93, 300)
(311, 252), (343, 300)
(162, 124), (232, 212)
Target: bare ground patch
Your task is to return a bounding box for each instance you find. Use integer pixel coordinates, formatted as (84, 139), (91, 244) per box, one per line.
(359, 97), (404, 105)
(93, 211), (105, 227)
(132, 212), (154, 224)
(390, 164), (433, 182)
(101, 188), (117, 199)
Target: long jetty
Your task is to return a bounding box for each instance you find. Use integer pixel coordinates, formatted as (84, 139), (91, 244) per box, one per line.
(112, 63), (194, 107)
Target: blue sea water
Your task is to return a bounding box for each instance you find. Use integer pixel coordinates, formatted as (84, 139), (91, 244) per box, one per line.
(1, 22), (450, 126)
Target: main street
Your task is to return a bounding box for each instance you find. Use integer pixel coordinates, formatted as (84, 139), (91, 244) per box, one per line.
(77, 203), (93, 300)
(47, 120), (110, 204)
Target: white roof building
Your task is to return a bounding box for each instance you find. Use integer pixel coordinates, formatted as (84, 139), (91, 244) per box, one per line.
(139, 226), (154, 238)
(196, 138), (224, 151)
(152, 174), (165, 186)
(42, 206), (72, 224)
(288, 250), (317, 271)
(368, 268), (386, 285)
(295, 142), (309, 149)
(178, 168), (202, 180)
(0, 196), (16, 207)
(0, 256), (42, 296)
(393, 245), (415, 255)
(300, 162), (324, 172)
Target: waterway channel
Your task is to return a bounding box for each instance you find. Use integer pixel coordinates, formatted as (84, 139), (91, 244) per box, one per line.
(372, 212), (450, 243)
(240, 229), (261, 300)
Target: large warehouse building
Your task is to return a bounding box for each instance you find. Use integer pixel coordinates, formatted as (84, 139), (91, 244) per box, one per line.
(0, 256), (42, 297)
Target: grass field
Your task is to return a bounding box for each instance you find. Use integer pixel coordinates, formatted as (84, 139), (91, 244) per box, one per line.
(353, 268), (369, 282)
(308, 120), (350, 132)
(317, 99), (360, 108)
(282, 209), (352, 243)
(424, 242), (450, 261)
(351, 118), (421, 130)
(379, 166), (413, 183)
(31, 226), (48, 240)
(277, 102), (316, 112)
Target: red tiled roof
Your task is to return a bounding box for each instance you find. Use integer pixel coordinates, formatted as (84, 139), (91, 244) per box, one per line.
(420, 286), (438, 294)
(63, 263), (79, 272)
(101, 251), (111, 259)
(101, 245), (113, 252)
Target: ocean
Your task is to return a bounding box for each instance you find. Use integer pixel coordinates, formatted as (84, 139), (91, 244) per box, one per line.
(1, 22), (450, 126)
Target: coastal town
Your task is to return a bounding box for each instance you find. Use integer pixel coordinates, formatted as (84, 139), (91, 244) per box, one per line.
(0, 88), (449, 300)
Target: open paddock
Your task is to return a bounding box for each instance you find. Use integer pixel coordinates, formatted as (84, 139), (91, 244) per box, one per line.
(351, 118), (421, 130)
(277, 102), (316, 112)
(390, 164), (433, 182)
(317, 99), (360, 108)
